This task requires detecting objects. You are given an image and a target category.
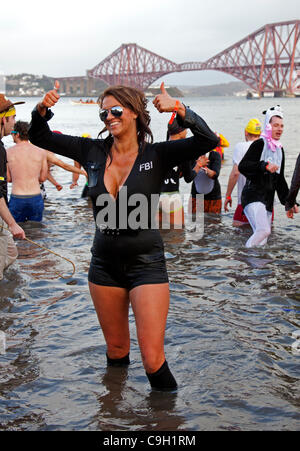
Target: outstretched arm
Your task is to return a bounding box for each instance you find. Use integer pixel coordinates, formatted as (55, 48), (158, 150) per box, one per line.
(275, 151), (289, 206)
(239, 139), (280, 178)
(46, 151), (87, 177)
(39, 151), (49, 183)
(6, 166), (12, 183)
(153, 82), (186, 120)
(286, 205), (299, 219)
(153, 83), (219, 170)
(29, 80), (92, 165)
(285, 153), (300, 213)
(46, 169), (62, 191)
(0, 197), (25, 239)
(180, 160), (197, 183)
(37, 80), (60, 117)
(224, 164), (239, 211)
(70, 161), (83, 189)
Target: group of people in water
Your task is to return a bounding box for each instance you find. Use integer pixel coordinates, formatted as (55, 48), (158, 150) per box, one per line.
(0, 81), (299, 392)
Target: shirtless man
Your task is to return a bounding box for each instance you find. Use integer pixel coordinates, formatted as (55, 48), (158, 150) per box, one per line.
(7, 120), (48, 222)
(8, 121), (87, 218)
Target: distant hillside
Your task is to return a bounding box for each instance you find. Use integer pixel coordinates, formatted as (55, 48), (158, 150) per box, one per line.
(5, 73), (247, 97)
(179, 81), (247, 97)
(5, 73), (54, 96)
(145, 86), (184, 97)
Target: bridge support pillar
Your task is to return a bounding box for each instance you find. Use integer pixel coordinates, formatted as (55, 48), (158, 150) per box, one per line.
(274, 90), (284, 98)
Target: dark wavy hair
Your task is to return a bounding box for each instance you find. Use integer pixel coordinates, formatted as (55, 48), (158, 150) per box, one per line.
(98, 85), (153, 153)
(14, 120), (30, 140)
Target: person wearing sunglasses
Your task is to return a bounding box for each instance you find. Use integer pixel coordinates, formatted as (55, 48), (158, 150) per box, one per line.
(28, 81), (218, 391)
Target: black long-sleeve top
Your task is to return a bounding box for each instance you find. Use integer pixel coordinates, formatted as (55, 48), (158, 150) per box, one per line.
(238, 138), (289, 212)
(29, 106), (218, 229)
(191, 150), (222, 200)
(161, 160), (196, 193)
(285, 153), (300, 210)
(0, 140), (8, 205)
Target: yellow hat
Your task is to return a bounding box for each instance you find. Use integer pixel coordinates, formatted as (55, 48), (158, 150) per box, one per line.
(81, 133), (91, 138)
(245, 118), (261, 135)
(0, 106), (16, 118)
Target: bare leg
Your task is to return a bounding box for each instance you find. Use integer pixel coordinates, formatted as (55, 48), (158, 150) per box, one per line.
(130, 283), (177, 390)
(89, 282), (130, 359)
(130, 283), (170, 374)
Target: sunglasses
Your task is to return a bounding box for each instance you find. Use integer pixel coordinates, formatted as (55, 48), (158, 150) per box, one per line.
(99, 106), (123, 122)
(10, 131), (17, 134)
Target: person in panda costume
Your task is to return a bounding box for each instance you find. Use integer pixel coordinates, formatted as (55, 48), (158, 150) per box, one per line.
(238, 106), (294, 248)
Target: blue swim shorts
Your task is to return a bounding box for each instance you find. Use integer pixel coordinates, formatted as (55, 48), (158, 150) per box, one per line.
(9, 193), (44, 222)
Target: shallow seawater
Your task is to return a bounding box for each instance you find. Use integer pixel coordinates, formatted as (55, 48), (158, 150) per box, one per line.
(0, 96), (299, 431)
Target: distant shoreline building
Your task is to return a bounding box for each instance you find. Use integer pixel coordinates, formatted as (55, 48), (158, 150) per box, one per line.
(56, 72), (107, 97)
(0, 71), (5, 94)
(5, 73), (107, 98)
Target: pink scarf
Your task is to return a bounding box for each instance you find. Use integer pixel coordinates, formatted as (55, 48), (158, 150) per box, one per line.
(261, 124), (282, 152)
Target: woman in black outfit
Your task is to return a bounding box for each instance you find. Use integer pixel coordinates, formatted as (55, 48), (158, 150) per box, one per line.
(29, 82), (218, 391)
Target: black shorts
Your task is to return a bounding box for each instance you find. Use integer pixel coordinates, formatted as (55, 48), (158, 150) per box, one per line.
(88, 251), (168, 290)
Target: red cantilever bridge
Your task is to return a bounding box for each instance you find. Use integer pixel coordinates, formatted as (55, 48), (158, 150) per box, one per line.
(88, 20), (300, 95)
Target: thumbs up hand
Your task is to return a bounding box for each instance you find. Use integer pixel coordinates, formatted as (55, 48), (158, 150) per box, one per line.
(153, 82), (185, 119)
(159, 81), (168, 95)
(54, 80), (60, 92)
(41, 80), (60, 108)
(153, 82), (175, 112)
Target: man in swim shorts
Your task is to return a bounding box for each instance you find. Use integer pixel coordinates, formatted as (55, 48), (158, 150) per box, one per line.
(0, 95), (25, 280)
(224, 118), (261, 226)
(7, 120), (48, 222)
(7, 122), (87, 221)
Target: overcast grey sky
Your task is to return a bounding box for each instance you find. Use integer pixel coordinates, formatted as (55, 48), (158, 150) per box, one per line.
(2, 0), (299, 86)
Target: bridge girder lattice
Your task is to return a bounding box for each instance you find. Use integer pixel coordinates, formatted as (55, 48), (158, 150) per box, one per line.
(88, 20), (300, 93)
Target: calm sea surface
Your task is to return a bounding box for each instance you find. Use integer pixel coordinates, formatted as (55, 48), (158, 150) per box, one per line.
(0, 96), (299, 431)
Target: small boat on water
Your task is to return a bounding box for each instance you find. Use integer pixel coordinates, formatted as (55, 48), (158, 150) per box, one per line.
(71, 99), (98, 106)
(246, 91), (260, 100)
